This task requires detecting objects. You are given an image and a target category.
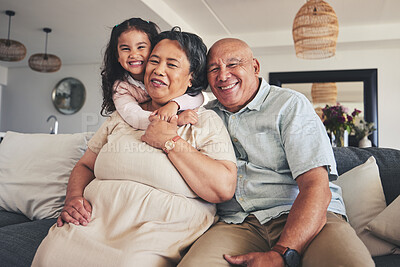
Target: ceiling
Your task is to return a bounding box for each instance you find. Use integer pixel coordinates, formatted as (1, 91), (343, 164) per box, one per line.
(1, 0), (400, 69)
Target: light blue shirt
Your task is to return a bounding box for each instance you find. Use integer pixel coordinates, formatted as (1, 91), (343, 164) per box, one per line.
(206, 78), (346, 224)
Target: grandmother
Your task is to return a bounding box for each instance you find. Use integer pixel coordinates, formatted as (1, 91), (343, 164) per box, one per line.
(32, 28), (237, 267)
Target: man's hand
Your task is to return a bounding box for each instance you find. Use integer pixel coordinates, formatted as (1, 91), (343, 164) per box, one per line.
(224, 251), (284, 267)
(57, 196), (92, 227)
(141, 115), (179, 149)
(151, 101), (179, 122)
(177, 109), (198, 126)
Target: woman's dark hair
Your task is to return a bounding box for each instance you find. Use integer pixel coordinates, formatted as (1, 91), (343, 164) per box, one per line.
(100, 18), (160, 116)
(153, 26), (208, 96)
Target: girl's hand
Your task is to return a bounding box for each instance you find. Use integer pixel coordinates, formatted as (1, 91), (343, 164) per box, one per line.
(57, 196), (92, 227)
(152, 101), (179, 122)
(177, 109), (198, 126)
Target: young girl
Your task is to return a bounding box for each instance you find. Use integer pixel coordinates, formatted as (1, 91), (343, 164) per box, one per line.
(100, 18), (204, 129)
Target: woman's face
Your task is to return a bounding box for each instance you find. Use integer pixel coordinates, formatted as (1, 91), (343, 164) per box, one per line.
(144, 39), (192, 106)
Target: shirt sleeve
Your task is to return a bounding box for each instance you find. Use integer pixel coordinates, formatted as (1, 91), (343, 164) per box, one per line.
(191, 109), (237, 164)
(280, 93), (338, 180)
(87, 118), (110, 154)
(173, 93), (204, 111)
(113, 80), (152, 130)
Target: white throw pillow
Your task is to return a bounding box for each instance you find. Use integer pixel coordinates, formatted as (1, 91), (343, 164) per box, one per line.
(333, 156), (399, 256)
(0, 131), (93, 220)
(366, 195), (400, 246)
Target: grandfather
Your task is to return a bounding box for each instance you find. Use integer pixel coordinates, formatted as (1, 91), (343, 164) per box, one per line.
(179, 38), (374, 267)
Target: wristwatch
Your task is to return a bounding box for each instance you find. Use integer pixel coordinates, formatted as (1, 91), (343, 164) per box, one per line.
(162, 136), (181, 154)
(271, 244), (300, 267)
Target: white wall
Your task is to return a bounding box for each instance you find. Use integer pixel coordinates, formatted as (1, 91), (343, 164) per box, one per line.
(1, 64), (106, 134)
(256, 45), (400, 149)
(0, 65), (8, 131)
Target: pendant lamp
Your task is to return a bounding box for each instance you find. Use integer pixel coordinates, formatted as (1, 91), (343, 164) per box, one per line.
(292, 0), (339, 59)
(311, 82), (337, 104)
(29, 28), (61, 73)
(0, 10), (27, 62)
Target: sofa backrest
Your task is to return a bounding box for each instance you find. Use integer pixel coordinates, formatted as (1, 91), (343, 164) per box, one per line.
(333, 147), (400, 206)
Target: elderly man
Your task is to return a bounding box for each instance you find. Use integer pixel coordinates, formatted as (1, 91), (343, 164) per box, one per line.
(178, 38), (373, 267)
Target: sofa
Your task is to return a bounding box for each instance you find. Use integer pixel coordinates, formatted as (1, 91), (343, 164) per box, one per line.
(0, 131), (399, 266)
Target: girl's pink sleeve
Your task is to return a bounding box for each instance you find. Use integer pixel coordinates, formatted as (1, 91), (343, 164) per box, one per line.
(113, 81), (152, 130)
(173, 93), (204, 111)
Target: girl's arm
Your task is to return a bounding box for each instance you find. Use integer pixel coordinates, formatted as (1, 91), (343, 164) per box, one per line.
(172, 92), (204, 111)
(153, 93), (204, 124)
(113, 81), (152, 130)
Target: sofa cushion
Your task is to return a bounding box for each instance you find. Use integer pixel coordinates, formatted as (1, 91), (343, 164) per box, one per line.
(366, 195), (400, 246)
(333, 156), (399, 256)
(0, 218), (56, 267)
(0, 210), (31, 228)
(0, 131), (93, 220)
(333, 147), (400, 205)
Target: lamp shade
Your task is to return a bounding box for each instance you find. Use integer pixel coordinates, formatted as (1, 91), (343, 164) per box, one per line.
(0, 10), (26, 62)
(29, 53), (62, 73)
(311, 82), (337, 104)
(29, 28), (61, 73)
(292, 0), (339, 59)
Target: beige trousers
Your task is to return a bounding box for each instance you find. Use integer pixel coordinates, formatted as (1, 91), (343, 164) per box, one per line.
(178, 212), (374, 267)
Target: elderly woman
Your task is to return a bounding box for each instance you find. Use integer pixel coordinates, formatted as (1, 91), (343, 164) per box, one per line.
(32, 28), (237, 267)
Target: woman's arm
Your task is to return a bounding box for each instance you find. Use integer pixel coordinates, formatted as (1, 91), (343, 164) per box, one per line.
(141, 116), (237, 203)
(57, 148), (97, 227)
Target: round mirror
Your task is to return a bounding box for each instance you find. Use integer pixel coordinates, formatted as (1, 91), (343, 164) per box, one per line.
(52, 77), (86, 115)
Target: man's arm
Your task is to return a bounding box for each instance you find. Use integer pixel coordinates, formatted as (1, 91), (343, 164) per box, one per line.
(224, 166), (331, 267)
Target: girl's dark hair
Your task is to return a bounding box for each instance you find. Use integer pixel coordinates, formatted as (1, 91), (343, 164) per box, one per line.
(153, 26), (208, 96)
(100, 18), (160, 116)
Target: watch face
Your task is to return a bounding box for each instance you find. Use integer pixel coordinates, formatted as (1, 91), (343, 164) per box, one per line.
(284, 249), (300, 267)
(164, 140), (175, 151)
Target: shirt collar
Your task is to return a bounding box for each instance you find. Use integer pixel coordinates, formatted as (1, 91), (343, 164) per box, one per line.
(206, 78), (271, 114)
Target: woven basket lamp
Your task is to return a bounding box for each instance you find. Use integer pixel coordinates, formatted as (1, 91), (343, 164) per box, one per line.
(292, 0), (339, 59)
(0, 10), (27, 62)
(311, 82), (337, 105)
(29, 28), (61, 73)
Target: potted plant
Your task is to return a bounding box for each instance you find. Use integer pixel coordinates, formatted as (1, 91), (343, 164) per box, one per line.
(321, 104), (361, 147)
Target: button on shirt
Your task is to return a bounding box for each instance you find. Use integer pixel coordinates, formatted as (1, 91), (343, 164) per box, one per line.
(206, 78), (346, 224)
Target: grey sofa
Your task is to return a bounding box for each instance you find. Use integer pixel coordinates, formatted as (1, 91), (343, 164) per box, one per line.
(0, 147), (399, 266)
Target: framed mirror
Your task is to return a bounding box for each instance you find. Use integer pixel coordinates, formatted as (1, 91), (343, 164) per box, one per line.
(269, 69), (378, 147)
(52, 77), (86, 115)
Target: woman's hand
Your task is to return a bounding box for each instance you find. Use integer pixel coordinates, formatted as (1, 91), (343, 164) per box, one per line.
(151, 101), (179, 122)
(177, 109), (198, 126)
(142, 115), (178, 149)
(57, 196), (92, 227)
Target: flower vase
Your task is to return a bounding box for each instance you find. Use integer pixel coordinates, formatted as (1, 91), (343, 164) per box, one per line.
(359, 135), (372, 148)
(331, 129), (348, 147)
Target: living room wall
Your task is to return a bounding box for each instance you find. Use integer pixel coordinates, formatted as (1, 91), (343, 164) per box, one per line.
(1, 45), (399, 149)
(0, 63), (106, 134)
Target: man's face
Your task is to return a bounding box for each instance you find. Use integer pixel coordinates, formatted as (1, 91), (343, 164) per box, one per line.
(207, 40), (260, 112)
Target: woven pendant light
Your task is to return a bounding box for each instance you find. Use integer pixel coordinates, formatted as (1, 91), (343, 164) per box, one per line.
(29, 28), (61, 73)
(292, 0), (339, 59)
(0, 10), (27, 62)
(311, 82), (337, 104)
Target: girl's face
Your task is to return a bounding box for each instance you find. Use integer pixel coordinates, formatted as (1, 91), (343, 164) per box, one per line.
(144, 39), (192, 106)
(117, 29), (151, 81)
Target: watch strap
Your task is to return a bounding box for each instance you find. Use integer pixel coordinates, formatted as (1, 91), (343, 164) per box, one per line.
(271, 244), (288, 255)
